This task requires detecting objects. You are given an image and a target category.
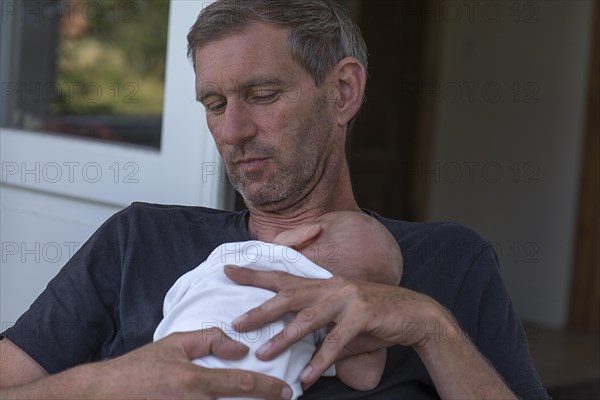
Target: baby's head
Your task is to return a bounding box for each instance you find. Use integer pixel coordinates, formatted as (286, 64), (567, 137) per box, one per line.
(273, 211), (402, 286)
(273, 211), (403, 391)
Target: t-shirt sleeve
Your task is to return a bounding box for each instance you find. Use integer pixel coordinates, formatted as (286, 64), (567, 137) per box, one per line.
(452, 244), (549, 400)
(1, 207), (131, 374)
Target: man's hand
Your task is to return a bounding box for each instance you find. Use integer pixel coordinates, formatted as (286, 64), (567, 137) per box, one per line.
(1, 328), (292, 400)
(224, 266), (517, 399)
(224, 266), (440, 384)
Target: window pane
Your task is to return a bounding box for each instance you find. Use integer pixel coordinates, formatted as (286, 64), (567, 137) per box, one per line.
(1, 0), (170, 149)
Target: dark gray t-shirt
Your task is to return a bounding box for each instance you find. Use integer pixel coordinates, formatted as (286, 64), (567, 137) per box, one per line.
(3, 202), (549, 399)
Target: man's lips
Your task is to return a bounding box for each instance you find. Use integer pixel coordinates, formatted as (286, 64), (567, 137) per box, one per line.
(234, 157), (271, 173)
(235, 157), (268, 165)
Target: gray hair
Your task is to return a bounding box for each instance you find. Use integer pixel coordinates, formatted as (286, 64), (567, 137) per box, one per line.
(187, 0), (368, 86)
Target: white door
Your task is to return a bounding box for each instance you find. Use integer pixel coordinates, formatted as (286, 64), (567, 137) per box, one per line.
(0, 1), (225, 329)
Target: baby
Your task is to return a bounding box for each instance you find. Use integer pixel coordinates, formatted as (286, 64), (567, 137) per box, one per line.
(153, 211), (403, 399)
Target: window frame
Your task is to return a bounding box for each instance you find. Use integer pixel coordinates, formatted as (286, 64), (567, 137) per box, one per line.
(0, 1), (228, 209)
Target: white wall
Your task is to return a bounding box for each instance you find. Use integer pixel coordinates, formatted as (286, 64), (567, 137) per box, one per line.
(0, 186), (121, 328)
(427, 1), (593, 328)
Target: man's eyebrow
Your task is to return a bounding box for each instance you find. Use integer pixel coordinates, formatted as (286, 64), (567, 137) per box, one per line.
(242, 77), (284, 89)
(196, 86), (218, 103)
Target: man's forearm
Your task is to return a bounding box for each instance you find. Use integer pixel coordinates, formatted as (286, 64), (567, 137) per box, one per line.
(413, 313), (517, 400)
(2, 330), (292, 400)
(0, 364), (93, 400)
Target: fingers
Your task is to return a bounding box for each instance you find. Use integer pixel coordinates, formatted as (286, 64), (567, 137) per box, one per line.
(231, 286), (306, 333)
(200, 368), (293, 400)
(166, 329), (293, 399)
(170, 328), (249, 361)
(299, 323), (360, 385)
(253, 302), (341, 361)
(224, 265), (310, 292)
(338, 334), (391, 359)
(232, 280), (345, 361)
(232, 276), (358, 364)
(231, 275), (343, 334)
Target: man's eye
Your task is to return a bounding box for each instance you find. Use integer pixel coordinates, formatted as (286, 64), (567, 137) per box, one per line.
(250, 91), (278, 103)
(206, 100), (226, 113)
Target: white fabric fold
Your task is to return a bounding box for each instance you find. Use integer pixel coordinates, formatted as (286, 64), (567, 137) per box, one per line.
(154, 241), (335, 400)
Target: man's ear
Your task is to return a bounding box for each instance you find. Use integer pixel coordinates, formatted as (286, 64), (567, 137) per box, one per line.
(274, 224), (322, 250)
(331, 57), (366, 128)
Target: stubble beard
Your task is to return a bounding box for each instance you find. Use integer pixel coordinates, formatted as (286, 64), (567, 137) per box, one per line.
(227, 96), (334, 211)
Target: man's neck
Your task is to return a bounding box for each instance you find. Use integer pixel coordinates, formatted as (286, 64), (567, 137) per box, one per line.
(247, 201), (360, 242)
(246, 166), (360, 242)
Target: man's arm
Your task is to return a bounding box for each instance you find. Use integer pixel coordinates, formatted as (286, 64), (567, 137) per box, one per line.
(412, 321), (515, 399)
(225, 266), (518, 400)
(0, 329), (292, 400)
(0, 338), (48, 388)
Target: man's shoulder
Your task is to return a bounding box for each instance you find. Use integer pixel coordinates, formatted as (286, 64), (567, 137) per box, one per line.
(369, 211), (498, 302)
(97, 202), (249, 249)
(369, 211), (489, 250)
(113, 202), (245, 227)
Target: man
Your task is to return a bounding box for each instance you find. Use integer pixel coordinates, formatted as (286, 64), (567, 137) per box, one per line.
(0, 1), (548, 399)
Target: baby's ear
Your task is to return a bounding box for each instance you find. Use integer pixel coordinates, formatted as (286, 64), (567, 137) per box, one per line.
(274, 224), (322, 250)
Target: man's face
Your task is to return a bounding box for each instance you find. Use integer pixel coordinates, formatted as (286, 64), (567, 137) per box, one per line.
(195, 23), (336, 210)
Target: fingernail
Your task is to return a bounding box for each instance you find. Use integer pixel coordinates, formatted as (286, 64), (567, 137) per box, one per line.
(281, 387), (293, 400)
(225, 264), (241, 270)
(232, 313), (247, 327)
(234, 341), (248, 351)
(300, 365), (313, 382)
(257, 340), (272, 357)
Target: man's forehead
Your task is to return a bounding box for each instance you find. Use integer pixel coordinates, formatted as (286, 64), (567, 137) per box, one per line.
(196, 59), (283, 81)
(194, 23), (295, 72)
(194, 58), (305, 101)
(194, 23), (290, 65)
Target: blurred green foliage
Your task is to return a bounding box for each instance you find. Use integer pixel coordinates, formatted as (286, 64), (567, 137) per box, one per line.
(53, 0), (169, 115)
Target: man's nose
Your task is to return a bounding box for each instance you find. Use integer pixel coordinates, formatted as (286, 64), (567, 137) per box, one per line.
(220, 99), (257, 145)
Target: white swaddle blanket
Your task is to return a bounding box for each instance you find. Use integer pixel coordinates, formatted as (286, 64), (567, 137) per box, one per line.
(153, 241), (335, 400)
